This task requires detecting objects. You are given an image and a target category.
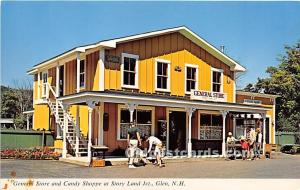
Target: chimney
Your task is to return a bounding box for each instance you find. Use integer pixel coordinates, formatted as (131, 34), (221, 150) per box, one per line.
(220, 45), (225, 53)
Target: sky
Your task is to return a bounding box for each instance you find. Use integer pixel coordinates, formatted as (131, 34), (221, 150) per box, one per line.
(1, 1), (300, 89)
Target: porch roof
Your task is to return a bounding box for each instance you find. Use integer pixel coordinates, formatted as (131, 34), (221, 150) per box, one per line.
(57, 90), (270, 114)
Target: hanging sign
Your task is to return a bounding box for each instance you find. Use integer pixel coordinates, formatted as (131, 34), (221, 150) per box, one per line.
(105, 55), (120, 64)
(191, 90), (227, 102)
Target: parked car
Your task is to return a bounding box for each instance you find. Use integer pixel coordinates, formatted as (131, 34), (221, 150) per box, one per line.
(280, 144), (300, 154)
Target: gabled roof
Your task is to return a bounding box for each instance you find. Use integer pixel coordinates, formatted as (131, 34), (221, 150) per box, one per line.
(27, 26), (246, 75)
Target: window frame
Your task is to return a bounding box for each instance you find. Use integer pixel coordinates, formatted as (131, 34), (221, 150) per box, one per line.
(41, 71), (48, 98)
(155, 58), (171, 92)
(121, 53), (139, 89)
(185, 64), (199, 94)
(79, 59), (86, 89)
(198, 111), (223, 140)
(211, 67), (224, 93)
(117, 105), (155, 141)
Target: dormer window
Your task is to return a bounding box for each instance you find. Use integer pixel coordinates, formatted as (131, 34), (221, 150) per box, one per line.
(121, 53), (139, 88)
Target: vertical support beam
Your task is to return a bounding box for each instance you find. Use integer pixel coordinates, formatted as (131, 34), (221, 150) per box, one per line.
(56, 64), (60, 97)
(62, 104), (69, 159)
(37, 72), (40, 100)
(26, 114), (29, 131)
(87, 100), (96, 161)
(99, 48), (105, 91)
(261, 113), (266, 155)
(76, 52), (80, 93)
(98, 102), (104, 145)
(186, 107), (196, 158)
(221, 110), (228, 157)
(127, 103), (137, 123)
(75, 106), (80, 157)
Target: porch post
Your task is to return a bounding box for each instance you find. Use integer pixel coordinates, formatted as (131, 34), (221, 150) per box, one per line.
(221, 110), (228, 157)
(56, 64), (60, 97)
(62, 104), (69, 159)
(37, 72), (40, 100)
(75, 106), (80, 157)
(186, 107), (196, 158)
(87, 100), (96, 161)
(76, 52), (80, 93)
(26, 114), (29, 131)
(127, 103), (137, 123)
(261, 113), (266, 155)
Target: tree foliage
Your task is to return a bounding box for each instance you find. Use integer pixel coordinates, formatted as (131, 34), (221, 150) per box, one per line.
(1, 79), (33, 128)
(244, 41), (300, 131)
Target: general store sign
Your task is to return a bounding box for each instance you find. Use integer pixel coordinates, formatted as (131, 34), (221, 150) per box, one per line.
(191, 90), (227, 102)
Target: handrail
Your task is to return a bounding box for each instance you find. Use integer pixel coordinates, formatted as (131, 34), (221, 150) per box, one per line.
(46, 83), (57, 98)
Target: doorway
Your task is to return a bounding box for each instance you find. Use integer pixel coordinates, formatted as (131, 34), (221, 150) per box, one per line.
(59, 65), (64, 97)
(168, 111), (186, 151)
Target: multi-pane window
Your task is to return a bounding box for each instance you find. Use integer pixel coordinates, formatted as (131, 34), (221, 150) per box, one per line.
(212, 71), (222, 92)
(119, 108), (152, 140)
(199, 114), (223, 140)
(79, 60), (85, 88)
(186, 66), (197, 92)
(122, 54), (138, 87)
(42, 72), (48, 97)
(156, 61), (169, 90)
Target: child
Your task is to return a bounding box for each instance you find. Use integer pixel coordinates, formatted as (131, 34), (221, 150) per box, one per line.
(240, 136), (249, 160)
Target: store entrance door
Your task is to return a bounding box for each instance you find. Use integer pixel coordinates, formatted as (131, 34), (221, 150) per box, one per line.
(168, 111), (186, 151)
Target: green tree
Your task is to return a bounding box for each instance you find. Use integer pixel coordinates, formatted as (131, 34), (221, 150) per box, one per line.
(244, 41), (300, 131)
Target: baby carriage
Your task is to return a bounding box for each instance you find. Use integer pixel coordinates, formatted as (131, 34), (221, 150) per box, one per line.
(126, 146), (147, 167)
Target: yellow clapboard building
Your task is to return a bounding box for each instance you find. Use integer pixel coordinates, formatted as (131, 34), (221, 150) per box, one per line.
(27, 26), (278, 159)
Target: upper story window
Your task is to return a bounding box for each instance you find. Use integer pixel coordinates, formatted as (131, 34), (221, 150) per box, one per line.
(185, 64), (198, 93)
(155, 59), (170, 91)
(41, 71), (48, 97)
(121, 53), (139, 88)
(79, 60), (85, 88)
(212, 68), (223, 92)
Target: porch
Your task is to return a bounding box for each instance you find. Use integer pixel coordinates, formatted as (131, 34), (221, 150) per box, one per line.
(56, 90), (270, 161)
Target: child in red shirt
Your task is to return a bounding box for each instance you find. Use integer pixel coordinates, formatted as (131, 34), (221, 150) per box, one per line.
(240, 137), (249, 160)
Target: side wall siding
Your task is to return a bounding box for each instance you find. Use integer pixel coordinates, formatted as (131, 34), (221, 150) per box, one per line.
(105, 32), (234, 102)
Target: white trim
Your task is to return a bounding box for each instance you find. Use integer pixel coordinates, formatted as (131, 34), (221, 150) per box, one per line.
(211, 67), (224, 93)
(63, 64), (66, 96)
(154, 58), (171, 92)
(98, 102), (104, 145)
(185, 63), (199, 94)
(121, 53), (139, 89)
(37, 71), (40, 101)
(79, 59), (86, 89)
(56, 64), (60, 97)
(233, 71), (236, 103)
(76, 52), (80, 93)
(236, 91), (280, 98)
(59, 92), (271, 113)
(99, 49), (105, 91)
(266, 115), (271, 144)
(117, 104), (155, 141)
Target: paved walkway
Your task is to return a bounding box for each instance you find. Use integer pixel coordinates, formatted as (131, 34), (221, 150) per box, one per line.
(1, 155), (300, 178)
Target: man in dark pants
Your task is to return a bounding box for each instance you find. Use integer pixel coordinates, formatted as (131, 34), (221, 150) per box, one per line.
(127, 123), (142, 169)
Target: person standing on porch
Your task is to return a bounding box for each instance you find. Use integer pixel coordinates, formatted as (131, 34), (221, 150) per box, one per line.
(255, 128), (263, 159)
(127, 123), (142, 169)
